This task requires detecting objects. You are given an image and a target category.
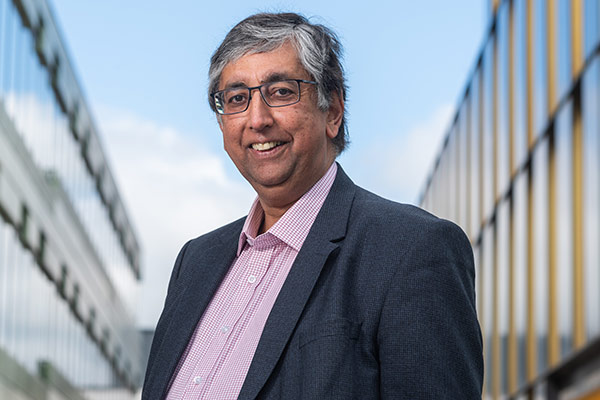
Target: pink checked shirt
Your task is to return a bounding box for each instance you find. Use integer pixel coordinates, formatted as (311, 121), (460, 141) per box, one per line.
(166, 163), (337, 400)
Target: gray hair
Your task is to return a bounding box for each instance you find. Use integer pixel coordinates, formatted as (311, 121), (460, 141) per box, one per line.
(208, 12), (349, 154)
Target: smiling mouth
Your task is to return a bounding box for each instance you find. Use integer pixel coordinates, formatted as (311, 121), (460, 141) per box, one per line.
(251, 141), (284, 151)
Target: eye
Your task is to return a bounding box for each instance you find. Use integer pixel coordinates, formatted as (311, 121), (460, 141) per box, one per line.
(225, 91), (248, 105)
(230, 94), (245, 103)
(266, 81), (298, 99)
(274, 87), (293, 96)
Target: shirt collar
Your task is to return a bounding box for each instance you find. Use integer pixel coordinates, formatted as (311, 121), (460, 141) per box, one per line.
(237, 162), (338, 255)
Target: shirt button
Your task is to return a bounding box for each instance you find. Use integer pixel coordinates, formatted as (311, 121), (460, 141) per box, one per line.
(221, 326), (230, 334)
(247, 275), (257, 284)
(193, 376), (202, 385)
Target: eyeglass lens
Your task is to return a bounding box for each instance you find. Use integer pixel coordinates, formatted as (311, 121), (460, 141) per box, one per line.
(216, 80), (301, 114)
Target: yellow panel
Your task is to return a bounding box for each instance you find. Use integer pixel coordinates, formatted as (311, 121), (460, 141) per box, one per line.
(576, 387), (600, 400)
(493, 0), (500, 14)
(572, 0), (584, 78)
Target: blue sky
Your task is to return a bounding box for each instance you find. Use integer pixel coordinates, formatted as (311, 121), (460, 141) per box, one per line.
(51, 0), (485, 327)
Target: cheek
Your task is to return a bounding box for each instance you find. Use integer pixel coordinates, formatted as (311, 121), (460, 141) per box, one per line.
(279, 108), (325, 133)
(220, 121), (243, 144)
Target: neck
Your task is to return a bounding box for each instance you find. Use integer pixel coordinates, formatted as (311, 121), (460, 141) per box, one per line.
(256, 161), (335, 234)
(258, 201), (295, 234)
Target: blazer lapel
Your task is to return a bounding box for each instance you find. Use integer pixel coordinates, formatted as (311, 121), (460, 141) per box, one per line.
(145, 221), (243, 400)
(238, 165), (357, 400)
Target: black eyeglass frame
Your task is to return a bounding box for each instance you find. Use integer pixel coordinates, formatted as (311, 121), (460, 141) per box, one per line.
(211, 79), (317, 115)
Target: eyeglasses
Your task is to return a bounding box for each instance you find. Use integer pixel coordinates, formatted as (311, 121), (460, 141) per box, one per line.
(212, 79), (317, 115)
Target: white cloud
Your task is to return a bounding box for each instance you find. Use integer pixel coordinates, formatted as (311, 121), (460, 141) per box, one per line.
(363, 104), (454, 204)
(96, 106), (255, 328)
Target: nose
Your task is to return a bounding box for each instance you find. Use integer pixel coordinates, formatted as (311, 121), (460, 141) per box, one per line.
(246, 88), (274, 131)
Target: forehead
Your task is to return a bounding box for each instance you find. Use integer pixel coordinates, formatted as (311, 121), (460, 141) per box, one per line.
(219, 42), (309, 88)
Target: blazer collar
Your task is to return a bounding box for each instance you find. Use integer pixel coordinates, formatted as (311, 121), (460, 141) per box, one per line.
(237, 163), (356, 400)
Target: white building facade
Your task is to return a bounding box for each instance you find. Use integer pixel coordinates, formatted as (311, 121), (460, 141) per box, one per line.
(0, 0), (144, 398)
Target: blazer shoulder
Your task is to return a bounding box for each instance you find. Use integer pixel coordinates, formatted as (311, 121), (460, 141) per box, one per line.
(187, 215), (246, 249)
(171, 216), (246, 279)
(351, 186), (469, 245)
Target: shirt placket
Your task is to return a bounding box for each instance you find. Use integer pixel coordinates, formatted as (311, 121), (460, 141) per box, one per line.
(185, 237), (276, 398)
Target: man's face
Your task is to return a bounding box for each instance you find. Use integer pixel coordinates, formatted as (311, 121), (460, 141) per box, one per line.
(217, 41), (342, 209)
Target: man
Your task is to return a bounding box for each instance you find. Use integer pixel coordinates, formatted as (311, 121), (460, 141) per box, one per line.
(143, 12), (483, 400)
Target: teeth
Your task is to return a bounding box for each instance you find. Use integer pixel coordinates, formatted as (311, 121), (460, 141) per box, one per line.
(252, 141), (283, 151)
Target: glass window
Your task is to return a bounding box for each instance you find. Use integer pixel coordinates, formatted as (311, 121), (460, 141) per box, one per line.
(532, 136), (550, 373)
(513, 0), (529, 170)
(447, 129), (457, 224)
(533, 0), (549, 139)
(582, 56), (600, 339)
(471, 70), (482, 238)
(458, 103), (469, 232)
(29, 255), (48, 375)
(584, 0), (599, 61)
(463, 94), (473, 239)
(555, 100), (574, 358)
(0, 0), (6, 96)
(12, 21), (28, 141)
(497, 199), (510, 396)
(473, 243), (484, 392)
(21, 252), (37, 374)
(4, 226), (17, 358)
(497, 1), (511, 200)
(0, 0), (14, 98)
(513, 170), (529, 387)
(0, 220), (8, 349)
(31, 72), (56, 171)
(558, 0), (572, 103)
(438, 149), (448, 221)
(431, 169), (439, 216)
(3, 4), (17, 121)
(482, 224), (495, 397)
(21, 31), (37, 153)
(474, 242), (482, 331)
(534, 381), (548, 399)
(482, 37), (496, 223)
(14, 243), (29, 370)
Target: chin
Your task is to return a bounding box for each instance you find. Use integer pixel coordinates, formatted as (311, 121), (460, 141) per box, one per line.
(247, 168), (294, 188)
(252, 176), (290, 190)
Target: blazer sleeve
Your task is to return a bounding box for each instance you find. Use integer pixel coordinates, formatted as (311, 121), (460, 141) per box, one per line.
(377, 219), (483, 399)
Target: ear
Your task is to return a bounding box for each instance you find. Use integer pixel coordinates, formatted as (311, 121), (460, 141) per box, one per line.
(325, 90), (344, 139)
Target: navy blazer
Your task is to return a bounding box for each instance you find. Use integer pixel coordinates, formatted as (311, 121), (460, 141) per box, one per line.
(143, 166), (483, 399)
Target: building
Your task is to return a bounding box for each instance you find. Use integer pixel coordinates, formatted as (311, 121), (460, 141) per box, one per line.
(0, 0), (145, 398)
(419, 0), (600, 399)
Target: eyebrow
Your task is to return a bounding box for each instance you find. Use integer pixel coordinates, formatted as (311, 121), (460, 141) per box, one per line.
(261, 73), (292, 83)
(222, 72), (294, 90)
(223, 81), (248, 90)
